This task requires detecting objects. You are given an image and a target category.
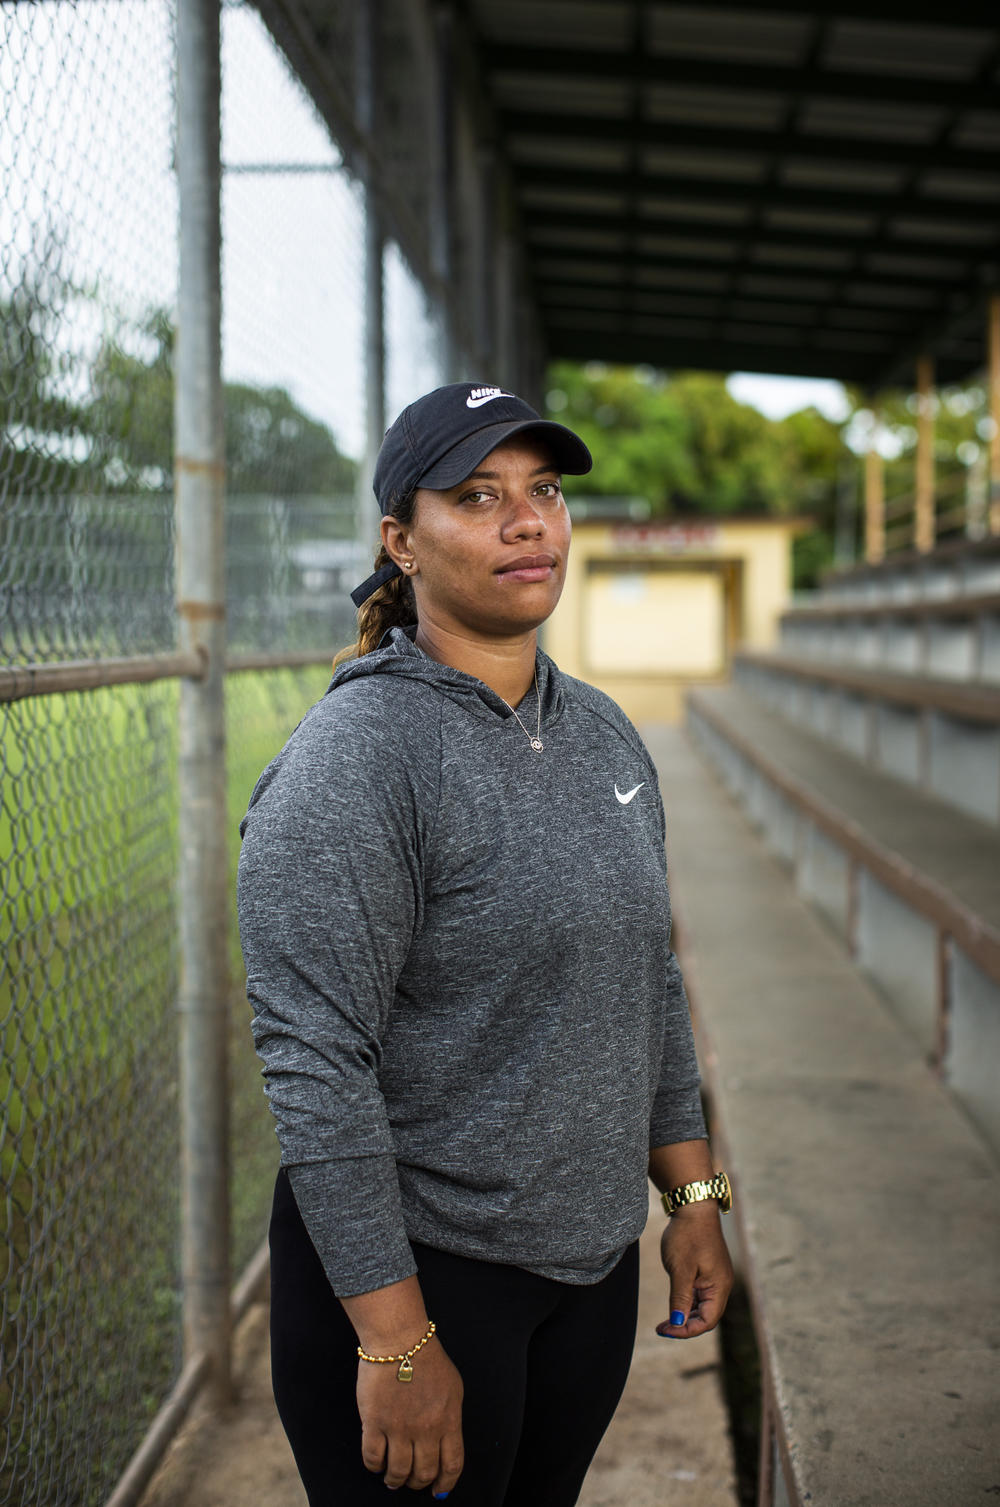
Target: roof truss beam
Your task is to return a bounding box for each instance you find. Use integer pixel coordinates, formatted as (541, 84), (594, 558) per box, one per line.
(524, 208), (998, 270)
(533, 245), (976, 298)
(535, 280), (920, 327)
(515, 165), (998, 229)
(502, 111), (1000, 178)
(524, 0), (994, 25)
(489, 42), (999, 112)
(544, 329), (878, 380)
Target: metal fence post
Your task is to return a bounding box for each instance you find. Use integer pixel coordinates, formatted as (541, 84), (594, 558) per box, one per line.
(175, 0), (231, 1402)
(431, 2), (457, 380)
(357, 0), (385, 552)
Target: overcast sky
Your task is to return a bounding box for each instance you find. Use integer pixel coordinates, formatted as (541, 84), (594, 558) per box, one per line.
(727, 372), (849, 423)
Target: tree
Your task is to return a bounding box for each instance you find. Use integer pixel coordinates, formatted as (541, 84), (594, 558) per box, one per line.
(543, 363), (697, 507)
(855, 383), (989, 508)
(545, 362), (841, 512)
(86, 307), (357, 495)
(224, 381), (355, 496)
(1, 270), (92, 498)
(86, 309), (175, 488)
(546, 360), (991, 589)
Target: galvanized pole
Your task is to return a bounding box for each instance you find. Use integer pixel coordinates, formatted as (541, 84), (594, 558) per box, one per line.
(495, 179), (517, 392)
(475, 144), (496, 373)
(175, 0), (231, 1402)
(431, 2), (457, 380)
(357, 0), (385, 558)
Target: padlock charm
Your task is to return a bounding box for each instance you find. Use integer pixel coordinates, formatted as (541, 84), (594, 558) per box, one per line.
(397, 1356), (414, 1382)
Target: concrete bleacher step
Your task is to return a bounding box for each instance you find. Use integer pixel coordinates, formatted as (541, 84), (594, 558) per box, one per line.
(780, 588), (1000, 686)
(685, 680), (1000, 1159)
(644, 723), (1000, 1507)
(813, 531), (1000, 606)
(780, 534), (1000, 690)
(692, 681), (1000, 922)
(732, 651), (1000, 827)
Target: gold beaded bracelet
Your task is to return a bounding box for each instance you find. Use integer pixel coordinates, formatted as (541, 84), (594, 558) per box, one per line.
(357, 1320), (436, 1383)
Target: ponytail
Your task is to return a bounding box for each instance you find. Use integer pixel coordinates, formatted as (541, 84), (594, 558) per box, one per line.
(332, 490), (418, 669)
(354, 542), (418, 656)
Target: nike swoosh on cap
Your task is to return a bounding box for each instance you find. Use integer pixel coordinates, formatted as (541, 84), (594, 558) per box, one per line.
(466, 388), (509, 408)
(615, 782), (645, 805)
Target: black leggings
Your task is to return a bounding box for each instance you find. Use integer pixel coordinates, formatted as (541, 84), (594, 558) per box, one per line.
(268, 1169), (639, 1507)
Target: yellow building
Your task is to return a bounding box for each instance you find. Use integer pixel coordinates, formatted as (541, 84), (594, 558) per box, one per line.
(544, 512), (809, 725)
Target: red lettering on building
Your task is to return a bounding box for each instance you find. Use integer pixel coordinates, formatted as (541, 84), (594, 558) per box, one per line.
(610, 523), (720, 552)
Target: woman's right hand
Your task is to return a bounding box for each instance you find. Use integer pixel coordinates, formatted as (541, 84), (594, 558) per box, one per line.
(356, 1335), (464, 1496)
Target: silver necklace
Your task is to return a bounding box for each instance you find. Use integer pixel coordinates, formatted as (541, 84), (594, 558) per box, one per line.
(500, 670), (543, 753)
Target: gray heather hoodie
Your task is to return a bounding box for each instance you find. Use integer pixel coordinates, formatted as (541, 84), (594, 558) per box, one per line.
(237, 627), (706, 1298)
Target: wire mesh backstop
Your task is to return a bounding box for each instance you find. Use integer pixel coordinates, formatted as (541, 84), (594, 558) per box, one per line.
(0, 0), (527, 1500)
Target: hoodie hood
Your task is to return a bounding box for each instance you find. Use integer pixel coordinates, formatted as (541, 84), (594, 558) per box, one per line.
(329, 625), (564, 729)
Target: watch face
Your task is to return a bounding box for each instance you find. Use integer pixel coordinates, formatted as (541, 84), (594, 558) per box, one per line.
(718, 1173), (733, 1213)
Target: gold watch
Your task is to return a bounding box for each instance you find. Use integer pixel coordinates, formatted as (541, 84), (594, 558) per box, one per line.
(661, 1170), (732, 1216)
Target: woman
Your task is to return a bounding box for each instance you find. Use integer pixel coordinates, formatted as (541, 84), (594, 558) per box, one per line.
(237, 382), (733, 1506)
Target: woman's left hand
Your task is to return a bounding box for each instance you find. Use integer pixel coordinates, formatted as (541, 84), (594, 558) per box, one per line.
(656, 1203), (734, 1339)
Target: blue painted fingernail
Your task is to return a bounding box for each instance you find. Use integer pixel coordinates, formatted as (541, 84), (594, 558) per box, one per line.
(670, 1310), (686, 1326)
(434, 1495), (451, 1501)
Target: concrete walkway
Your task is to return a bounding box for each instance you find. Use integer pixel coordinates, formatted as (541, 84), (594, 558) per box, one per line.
(141, 1191), (737, 1507)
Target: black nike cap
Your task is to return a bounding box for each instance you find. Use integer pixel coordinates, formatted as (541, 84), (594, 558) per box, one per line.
(351, 382), (592, 607)
(372, 382), (592, 516)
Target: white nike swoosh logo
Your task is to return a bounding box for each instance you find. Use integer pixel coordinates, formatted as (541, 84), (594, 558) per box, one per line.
(615, 782), (645, 805)
(466, 392), (507, 408)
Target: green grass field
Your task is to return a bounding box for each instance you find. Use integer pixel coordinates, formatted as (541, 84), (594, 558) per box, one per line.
(0, 662), (329, 1506)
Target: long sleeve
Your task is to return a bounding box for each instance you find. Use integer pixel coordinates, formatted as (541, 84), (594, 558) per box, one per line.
(648, 780), (708, 1149)
(649, 944), (708, 1148)
(236, 688), (436, 1296)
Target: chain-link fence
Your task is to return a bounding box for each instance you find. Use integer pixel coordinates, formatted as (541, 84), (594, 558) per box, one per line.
(0, 0), (495, 1499)
(2, 677), (181, 1507)
(2, 5), (183, 1498)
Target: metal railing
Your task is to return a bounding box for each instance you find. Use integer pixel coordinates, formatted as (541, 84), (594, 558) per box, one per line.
(880, 467), (974, 555)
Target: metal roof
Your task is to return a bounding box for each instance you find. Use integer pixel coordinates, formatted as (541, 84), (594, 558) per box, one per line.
(261, 0), (1000, 389)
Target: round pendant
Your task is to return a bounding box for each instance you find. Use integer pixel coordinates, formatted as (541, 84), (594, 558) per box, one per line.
(530, 738), (544, 752)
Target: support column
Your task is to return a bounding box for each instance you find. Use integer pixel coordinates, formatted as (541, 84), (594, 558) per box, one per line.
(476, 144), (497, 373)
(430, 3), (456, 379)
(989, 293), (1000, 536)
(493, 167), (517, 389)
(356, 0), (384, 559)
(864, 409), (885, 565)
(914, 354), (935, 553)
(175, 0), (231, 1401)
